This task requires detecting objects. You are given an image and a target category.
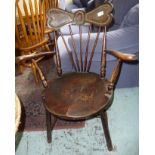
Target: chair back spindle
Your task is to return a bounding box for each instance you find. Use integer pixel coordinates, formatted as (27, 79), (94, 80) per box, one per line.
(54, 31), (62, 76)
(59, 30), (77, 71)
(79, 25), (83, 71)
(87, 26), (101, 72)
(45, 0), (58, 11)
(100, 26), (107, 78)
(84, 25), (91, 72)
(68, 25), (80, 71)
(15, 0), (46, 51)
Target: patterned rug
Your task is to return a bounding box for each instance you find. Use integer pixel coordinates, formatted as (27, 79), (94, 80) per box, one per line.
(15, 57), (85, 131)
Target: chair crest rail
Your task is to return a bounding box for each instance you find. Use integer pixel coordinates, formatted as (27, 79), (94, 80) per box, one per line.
(47, 2), (113, 29)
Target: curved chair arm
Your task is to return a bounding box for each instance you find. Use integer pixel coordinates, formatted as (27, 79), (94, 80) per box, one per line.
(106, 49), (138, 62)
(16, 51), (55, 64)
(107, 49), (138, 85)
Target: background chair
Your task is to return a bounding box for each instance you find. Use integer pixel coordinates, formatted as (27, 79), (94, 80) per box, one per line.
(44, 0), (59, 41)
(15, 0), (54, 83)
(42, 2), (137, 151)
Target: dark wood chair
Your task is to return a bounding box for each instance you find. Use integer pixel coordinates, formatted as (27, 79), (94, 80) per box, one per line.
(42, 2), (137, 151)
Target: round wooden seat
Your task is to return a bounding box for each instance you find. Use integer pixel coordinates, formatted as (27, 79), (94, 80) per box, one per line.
(42, 73), (113, 120)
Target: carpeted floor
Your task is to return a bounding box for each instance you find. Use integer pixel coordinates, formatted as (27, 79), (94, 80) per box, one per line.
(15, 57), (85, 131)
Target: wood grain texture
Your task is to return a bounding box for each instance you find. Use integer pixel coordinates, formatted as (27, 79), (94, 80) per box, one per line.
(69, 25), (80, 71)
(15, 51), (54, 64)
(110, 59), (122, 84)
(54, 31), (62, 76)
(100, 26), (107, 78)
(87, 27), (101, 72)
(15, 0), (52, 83)
(84, 26), (91, 72)
(59, 30), (77, 71)
(106, 49), (137, 61)
(47, 2), (113, 29)
(43, 73), (113, 120)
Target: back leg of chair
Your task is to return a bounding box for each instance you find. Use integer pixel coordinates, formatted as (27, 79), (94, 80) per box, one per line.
(100, 111), (113, 151)
(46, 110), (57, 143)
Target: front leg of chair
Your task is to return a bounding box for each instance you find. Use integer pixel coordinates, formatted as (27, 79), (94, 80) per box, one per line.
(46, 110), (57, 143)
(100, 111), (113, 151)
(46, 110), (52, 143)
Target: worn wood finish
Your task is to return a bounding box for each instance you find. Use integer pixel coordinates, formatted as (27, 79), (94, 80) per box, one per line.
(106, 49), (137, 61)
(84, 26), (91, 72)
(47, 2), (113, 29)
(69, 25), (80, 71)
(85, 2), (113, 26)
(100, 111), (113, 151)
(45, 109), (57, 143)
(79, 25), (83, 71)
(87, 27), (101, 72)
(42, 73), (113, 120)
(110, 59), (122, 84)
(46, 109), (51, 143)
(100, 26), (107, 78)
(15, 51), (54, 64)
(15, 0), (53, 83)
(42, 2), (138, 151)
(54, 31), (62, 76)
(59, 30), (77, 71)
(32, 59), (48, 87)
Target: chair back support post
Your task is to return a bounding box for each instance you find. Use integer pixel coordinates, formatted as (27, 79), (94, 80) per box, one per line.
(110, 59), (122, 84)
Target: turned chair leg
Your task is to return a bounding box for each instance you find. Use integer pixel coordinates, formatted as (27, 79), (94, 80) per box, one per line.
(46, 110), (57, 143)
(100, 111), (113, 151)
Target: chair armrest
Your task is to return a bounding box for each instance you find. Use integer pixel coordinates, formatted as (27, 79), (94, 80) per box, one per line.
(16, 51), (55, 64)
(106, 49), (138, 61)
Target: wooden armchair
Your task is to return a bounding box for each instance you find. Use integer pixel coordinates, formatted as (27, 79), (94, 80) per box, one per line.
(41, 2), (137, 151)
(15, 0), (55, 83)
